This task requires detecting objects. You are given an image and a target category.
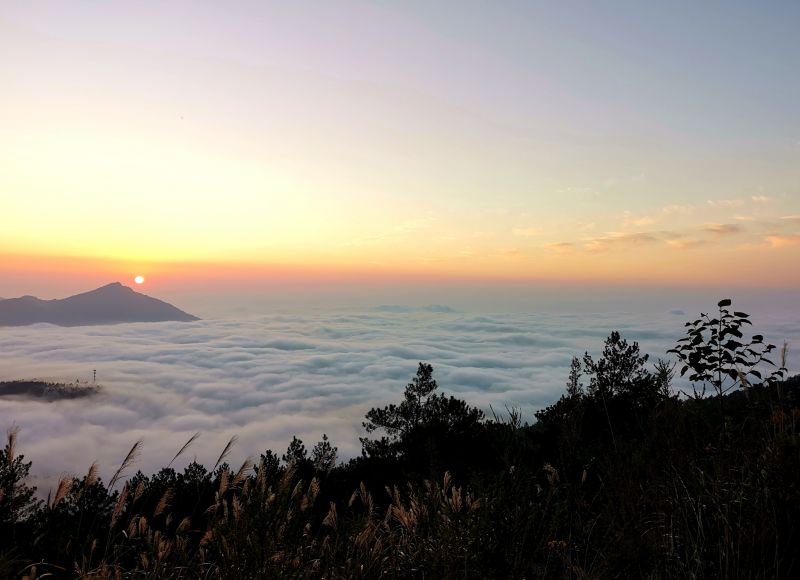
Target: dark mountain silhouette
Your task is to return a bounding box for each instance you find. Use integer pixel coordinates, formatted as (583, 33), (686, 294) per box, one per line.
(0, 282), (199, 326)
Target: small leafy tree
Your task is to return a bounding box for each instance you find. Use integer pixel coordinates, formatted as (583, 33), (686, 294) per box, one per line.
(669, 299), (785, 397)
(668, 299), (787, 432)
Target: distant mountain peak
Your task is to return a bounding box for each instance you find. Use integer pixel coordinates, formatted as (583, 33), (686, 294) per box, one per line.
(0, 283), (199, 327)
(93, 282), (133, 293)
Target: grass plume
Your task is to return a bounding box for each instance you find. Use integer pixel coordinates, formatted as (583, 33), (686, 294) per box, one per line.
(108, 439), (142, 491)
(168, 432), (200, 468)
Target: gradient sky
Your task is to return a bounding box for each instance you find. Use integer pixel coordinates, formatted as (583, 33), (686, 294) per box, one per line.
(2, 1), (799, 301)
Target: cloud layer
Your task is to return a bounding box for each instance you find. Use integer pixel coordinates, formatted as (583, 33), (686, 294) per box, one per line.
(2, 308), (797, 490)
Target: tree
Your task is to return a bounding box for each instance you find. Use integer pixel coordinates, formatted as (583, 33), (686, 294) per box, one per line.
(282, 437), (308, 467)
(30, 471), (116, 567)
(0, 427), (40, 542)
(669, 299), (785, 398)
(583, 331), (650, 398)
(311, 434), (338, 472)
(581, 332), (665, 445)
(668, 299), (787, 432)
(257, 450), (281, 480)
(361, 363), (484, 459)
(566, 356), (584, 398)
(362, 362), (438, 449)
(535, 357), (585, 426)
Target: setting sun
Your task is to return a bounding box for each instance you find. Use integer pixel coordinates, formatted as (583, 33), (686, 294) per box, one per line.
(134, 275), (145, 285)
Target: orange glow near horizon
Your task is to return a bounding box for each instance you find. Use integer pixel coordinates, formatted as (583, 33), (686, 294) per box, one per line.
(1, 243), (798, 303)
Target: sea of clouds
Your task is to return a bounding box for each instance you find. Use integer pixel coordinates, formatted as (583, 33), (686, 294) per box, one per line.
(2, 307), (798, 492)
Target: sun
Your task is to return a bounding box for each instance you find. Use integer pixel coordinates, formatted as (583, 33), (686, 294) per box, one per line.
(134, 275), (145, 285)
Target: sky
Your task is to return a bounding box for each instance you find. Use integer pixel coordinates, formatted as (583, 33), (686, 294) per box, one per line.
(2, 0), (799, 304)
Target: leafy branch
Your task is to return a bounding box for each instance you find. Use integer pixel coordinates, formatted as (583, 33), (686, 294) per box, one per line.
(668, 298), (786, 399)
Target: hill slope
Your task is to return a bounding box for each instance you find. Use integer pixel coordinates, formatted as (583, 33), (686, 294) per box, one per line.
(0, 282), (199, 326)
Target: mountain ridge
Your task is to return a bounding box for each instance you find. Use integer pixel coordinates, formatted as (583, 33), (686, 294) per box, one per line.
(0, 282), (199, 326)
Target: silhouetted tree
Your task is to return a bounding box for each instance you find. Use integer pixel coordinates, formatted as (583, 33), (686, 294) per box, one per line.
(283, 436), (308, 467)
(311, 434), (338, 472)
(566, 356), (584, 398)
(258, 450), (281, 480)
(0, 428), (39, 539)
(583, 331), (650, 398)
(362, 363), (484, 457)
(669, 299), (786, 398)
(361, 363), (486, 480)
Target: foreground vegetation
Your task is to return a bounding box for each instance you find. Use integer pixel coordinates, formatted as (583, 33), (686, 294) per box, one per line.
(2, 301), (798, 579)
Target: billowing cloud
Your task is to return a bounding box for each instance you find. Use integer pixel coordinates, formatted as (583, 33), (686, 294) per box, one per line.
(2, 309), (797, 495)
